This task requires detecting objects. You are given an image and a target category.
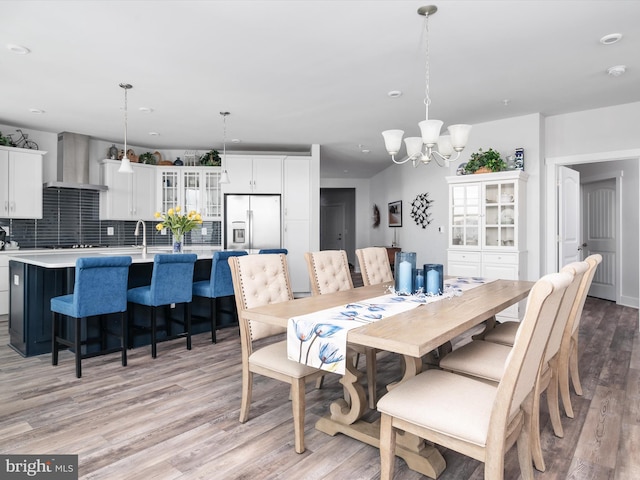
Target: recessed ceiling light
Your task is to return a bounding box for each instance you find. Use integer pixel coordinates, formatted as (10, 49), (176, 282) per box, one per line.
(502, 99), (510, 106)
(600, 33), (622, 45)
(361, 149), (370, 154)
(29, 108), (45, 114)
(7, 44), (30, 55)
(148, 132), (160, 136)
(387, 90), (402, 98)
(139, 107), (154, 113)
(607, 65), (626, 77)
(231, 139), (241, 143)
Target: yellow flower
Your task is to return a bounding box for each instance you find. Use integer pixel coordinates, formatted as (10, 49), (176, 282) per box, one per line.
(167, 208), (174, 216)
(155, 223), (163, 231)
(175, 206), (181, 212)
(154, 212), (161, 218)
(155, 205), (202, 240)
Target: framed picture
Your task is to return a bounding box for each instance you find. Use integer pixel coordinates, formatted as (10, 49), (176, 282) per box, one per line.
(388, 200), (402, 227)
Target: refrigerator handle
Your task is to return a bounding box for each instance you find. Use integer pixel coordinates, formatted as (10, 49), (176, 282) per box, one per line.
(247, 209), (252, 249)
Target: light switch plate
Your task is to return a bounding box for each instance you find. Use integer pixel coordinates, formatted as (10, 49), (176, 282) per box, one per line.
(107, 226), (115, 236)
(13, 275), (19, 286)
(201, 227), (207, 235)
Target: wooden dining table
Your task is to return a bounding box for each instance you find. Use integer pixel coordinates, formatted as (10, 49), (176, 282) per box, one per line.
(242, 278), (534, 478)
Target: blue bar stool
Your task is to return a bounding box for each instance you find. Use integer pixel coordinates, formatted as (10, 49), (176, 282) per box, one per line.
(258, 248), (288, 255)
(51, 256), (133, 378)
(127, 254), (197, 358)
(192, 250), (248, 343)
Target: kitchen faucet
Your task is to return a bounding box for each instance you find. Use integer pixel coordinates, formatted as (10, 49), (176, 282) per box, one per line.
(134, 220), (147, 255)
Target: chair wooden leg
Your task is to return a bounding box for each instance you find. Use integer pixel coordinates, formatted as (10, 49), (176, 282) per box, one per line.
(379, 413), (397, 480)
(52, 312), (59, 366)
(291, 377), (306, 453)
(75, 317), (82, 378)
(121, 311), (127, 367)
(185, 302), (192, 350)
(239, 366), (253, 423)
(517, 398), (535, 480)
(569, 336), (583, 395)
(315, 376), (324, 389)
(531, 377), (546, 472)
(546, 362), (564, 437)
(151, 307), (158, 359)
(210, 297), (217, 343)
(558, 349), (574, 418)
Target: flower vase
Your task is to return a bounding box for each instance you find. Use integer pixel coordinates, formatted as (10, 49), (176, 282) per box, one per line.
(172, 234), (183, 253)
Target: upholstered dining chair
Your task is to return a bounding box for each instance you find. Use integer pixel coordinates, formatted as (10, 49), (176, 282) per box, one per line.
(377, 271), (572, 480)
(258, 248), (288, 255)
(355, 247), (393, 286)
(127, 253), (197, 358)
(192, 250), (247, 343)
(483, 254), (601, 420)
(438, 261), (587, 472)
(51, 255), (132, 378)
(228, 253), (325, 454)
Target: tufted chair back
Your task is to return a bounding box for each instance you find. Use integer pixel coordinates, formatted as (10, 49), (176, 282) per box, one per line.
(304, 250), (354, 296)
(355, 247), (393, 286)
(228, 253), (293, 345)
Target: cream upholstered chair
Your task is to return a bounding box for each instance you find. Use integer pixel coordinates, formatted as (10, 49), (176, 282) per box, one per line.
(304, 250), (378, 408)
(438, 261), (587, 472)
(228, 253), (324, 454)
(355, 247), (393, 286)
(377, 271), (572, 480)
(484, 254), (601, 419)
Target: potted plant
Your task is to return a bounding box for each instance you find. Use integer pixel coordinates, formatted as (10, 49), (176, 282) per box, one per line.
(200, 150), (221, 166)
(0, 132), (11, 146)
(138, 152), (156, 165)
(464, 148), (506, 174)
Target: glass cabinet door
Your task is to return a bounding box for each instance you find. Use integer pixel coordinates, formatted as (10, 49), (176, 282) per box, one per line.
(450, 184), (480, 247)
(203, 170), (221, 218)
(160, 170), (179, 213)
(182, 171), (201, 214)
(483, 181), (516, 248)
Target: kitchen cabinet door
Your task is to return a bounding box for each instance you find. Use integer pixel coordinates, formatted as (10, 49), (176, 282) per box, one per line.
(0, 146), (44, 219)
(224, 156), (282, 194)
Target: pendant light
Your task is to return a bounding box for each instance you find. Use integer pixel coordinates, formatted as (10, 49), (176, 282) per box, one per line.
(382, 5), (471, 168)
(118, 83), (134, 174)
(219, 111), (231, 184)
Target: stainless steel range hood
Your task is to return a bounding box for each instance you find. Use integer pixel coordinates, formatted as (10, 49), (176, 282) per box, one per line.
(44, 132), (107, 191)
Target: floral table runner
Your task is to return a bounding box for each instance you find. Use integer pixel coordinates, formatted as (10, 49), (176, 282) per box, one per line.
(286, 276), (495, 374)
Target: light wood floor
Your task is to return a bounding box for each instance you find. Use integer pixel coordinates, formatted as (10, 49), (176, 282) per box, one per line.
(0, 296), (638, 479)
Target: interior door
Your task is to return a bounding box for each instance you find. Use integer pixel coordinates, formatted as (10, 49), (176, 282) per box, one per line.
(320, 203), (345, 251)
(582, 179), (617, 301)
(558, 166), (581, 267)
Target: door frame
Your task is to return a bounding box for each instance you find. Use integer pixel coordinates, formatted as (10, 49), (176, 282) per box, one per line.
(544, 148), (640, 305)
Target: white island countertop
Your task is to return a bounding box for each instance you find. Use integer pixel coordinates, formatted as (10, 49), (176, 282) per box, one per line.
(5, 246), (227, 268)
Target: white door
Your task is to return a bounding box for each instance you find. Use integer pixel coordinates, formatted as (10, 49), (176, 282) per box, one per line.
(583, 179), (617, 301)
(558, 166), (581, 267)
(321, 203), (345, 251)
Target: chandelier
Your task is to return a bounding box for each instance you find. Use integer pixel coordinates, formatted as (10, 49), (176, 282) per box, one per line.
(382, 5), (471, 168)
(118, 83), (134, 174)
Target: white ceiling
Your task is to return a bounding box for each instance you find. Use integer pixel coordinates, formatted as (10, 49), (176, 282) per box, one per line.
(1, 0), (639, 178)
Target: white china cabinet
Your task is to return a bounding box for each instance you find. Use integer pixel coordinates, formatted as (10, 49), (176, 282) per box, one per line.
(157, 167), (221, 220)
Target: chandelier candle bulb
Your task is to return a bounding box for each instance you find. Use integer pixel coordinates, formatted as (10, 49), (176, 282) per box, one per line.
(395, 252), (416, 295)
(424, 263), (444, 295)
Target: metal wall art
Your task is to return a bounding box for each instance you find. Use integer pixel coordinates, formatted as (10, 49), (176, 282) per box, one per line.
(410, 193), (433, 228)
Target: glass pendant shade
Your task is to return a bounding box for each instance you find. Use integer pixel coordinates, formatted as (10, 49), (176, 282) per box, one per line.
(219, 170), (230, 184)
(448, 124), (472, 151)
(382, 129), (404, 155)
(436, 135), (453, 158)
(118, 156), (133, 173)
(404, 137), (424, 159)
(418, 119), (443, 147)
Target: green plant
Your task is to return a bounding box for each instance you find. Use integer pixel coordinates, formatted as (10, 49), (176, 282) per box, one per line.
(0, 131), (11, 146)
(464, 148), (506, 173)
(200, 149), (221, 166)
(139, 152), (156, 165)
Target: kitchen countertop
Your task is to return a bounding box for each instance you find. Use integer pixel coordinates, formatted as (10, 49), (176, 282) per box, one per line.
(4, 246), (226, 268)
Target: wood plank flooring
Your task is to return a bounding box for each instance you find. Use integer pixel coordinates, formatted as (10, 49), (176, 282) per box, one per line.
(0, 296), (638, 479)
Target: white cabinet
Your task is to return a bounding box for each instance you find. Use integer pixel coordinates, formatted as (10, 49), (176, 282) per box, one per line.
(0, 146), (45, 219)
(158, 167), (221, 220)
(0, 253), (8, 315)
(224, 155), (283, 193)
(100, 160), (157, 220)
(446, 171), (528, 320)
(283, 157), (312, 293)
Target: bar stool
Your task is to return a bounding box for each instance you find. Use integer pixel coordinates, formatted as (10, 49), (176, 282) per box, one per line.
(127, 253), (197, 358)
(51, 256), (132, 378)
(192, 250), (247, 343)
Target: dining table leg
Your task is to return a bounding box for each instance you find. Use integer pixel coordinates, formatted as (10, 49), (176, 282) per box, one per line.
(315, 348), (446, 478)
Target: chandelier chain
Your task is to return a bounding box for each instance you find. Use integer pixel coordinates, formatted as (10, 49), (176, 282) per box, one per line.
(424, 12), (431, 114)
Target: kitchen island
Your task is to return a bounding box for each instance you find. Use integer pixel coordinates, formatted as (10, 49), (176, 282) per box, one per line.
(6, 247), (234, 357)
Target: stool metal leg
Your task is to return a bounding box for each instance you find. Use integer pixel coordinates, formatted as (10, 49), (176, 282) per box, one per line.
(75, 317), (82, 378)
(121, 311), (128, 367)
(52, 312), (59, 366)
(151, 307), (158, 359)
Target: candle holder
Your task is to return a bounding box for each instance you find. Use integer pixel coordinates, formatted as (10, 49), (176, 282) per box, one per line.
(414, 268), (425, 294)
(394, 252), (416, 295)
(424, 263), (444, 295)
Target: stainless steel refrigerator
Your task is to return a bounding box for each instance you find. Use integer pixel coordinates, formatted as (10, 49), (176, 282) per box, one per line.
(224, 194), (282, 250)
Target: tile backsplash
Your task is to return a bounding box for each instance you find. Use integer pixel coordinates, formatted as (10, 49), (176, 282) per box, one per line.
(0, 188), (221, 249)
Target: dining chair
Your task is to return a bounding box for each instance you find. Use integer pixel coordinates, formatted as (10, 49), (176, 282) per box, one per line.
(304, 249), (378, 408)
(228, 253), (325, 454)
(192, 250), (248, 343)
(377, 271), (572, 480)
(51, 256), (132, 378)
(438, 261), (587, 472)
(483, 254), (602, 419)
(258, 248), (288, 255)
(355, 247), (393, 286)
(127, 253), (197, 358)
